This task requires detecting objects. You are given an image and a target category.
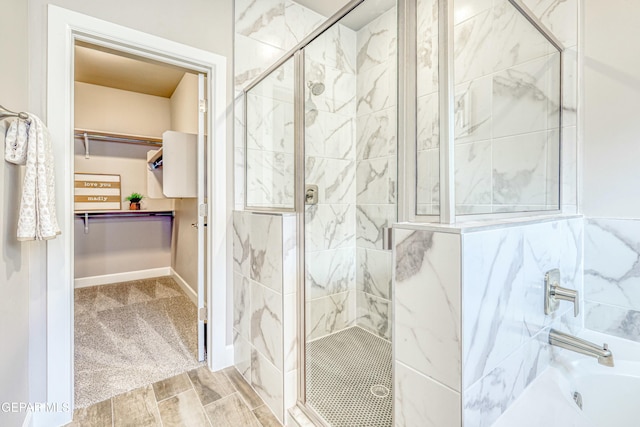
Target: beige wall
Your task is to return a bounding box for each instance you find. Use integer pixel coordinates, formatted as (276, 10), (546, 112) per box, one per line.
(583, 0), (640, 217)
(0, 0), (31, 426)
(24, 0), (234, 400)
(74, 83), (175, 280)
(170, 73), (199, 294)
(75, 82), (172, 137)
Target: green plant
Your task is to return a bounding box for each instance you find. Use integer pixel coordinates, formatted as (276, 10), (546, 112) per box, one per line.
(125, 192), (144, 203)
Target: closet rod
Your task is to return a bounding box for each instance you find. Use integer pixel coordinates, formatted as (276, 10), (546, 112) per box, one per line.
(75, 211), (174, 219)
(74, 129), (163, 147)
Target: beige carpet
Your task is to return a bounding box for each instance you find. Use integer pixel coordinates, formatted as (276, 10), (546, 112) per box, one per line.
(74, 276), (203, 408)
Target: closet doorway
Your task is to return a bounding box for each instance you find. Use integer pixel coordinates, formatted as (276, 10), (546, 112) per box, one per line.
(71, 41), (208, 408)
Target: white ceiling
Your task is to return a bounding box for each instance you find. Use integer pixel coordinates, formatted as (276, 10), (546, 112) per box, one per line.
(74, 43), (189, 98)
(293, 0), (350, 19)
(294, 0), (396, 31)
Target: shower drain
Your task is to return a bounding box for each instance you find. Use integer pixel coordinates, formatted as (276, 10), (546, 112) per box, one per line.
(370, 384), (390, 398)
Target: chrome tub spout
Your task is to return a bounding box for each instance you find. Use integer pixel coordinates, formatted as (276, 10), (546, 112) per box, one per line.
(549, 329), (614, 367)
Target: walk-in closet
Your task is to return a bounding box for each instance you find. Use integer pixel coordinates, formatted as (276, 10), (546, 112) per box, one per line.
(72, 42), (205, 408)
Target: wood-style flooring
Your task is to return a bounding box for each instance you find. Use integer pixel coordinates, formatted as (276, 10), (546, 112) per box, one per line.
(65, 366), (282, 427)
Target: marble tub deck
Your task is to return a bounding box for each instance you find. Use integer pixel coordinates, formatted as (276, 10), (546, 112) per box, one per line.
(65, 366), (282, 427)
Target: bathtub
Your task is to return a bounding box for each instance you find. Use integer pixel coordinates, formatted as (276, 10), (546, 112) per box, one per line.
(493, 330), (640, 427)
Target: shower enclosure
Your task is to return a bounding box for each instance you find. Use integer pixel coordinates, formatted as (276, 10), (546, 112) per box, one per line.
(242, 0), (561, 424)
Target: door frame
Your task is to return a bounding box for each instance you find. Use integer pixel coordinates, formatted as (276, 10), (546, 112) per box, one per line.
(43, 6), (231, 426)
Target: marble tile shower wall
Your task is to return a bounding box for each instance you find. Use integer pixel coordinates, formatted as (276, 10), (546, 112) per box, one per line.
(305, 23), (359, 341)
(245, 62), (295, 209)
(232, 211), (297, 422)
(234, 0), (326, 209)
(448, 0), (578, 214)
(393, 217), (584, 427)
(355, 6), (397, 342)
(585, 218), (640, 343)
(416, 0), (440, 215)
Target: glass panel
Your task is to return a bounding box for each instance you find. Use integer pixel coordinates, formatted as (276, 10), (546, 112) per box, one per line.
(416, 0), (440, 216)
(303, 0), (397, 425)
(453, 0), (561, 215)
(245, 58), (295, 210)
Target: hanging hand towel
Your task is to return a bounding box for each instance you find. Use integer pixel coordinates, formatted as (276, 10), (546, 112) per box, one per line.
(4, 115), (61, 241)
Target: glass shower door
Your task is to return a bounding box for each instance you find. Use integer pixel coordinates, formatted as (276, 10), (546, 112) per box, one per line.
(301, 1), (398, 425)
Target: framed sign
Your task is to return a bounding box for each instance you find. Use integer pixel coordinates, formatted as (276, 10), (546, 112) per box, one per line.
(74, 173), (122, 211)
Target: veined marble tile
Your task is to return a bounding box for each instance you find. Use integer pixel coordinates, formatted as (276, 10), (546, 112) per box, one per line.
(395, 229), (461, 390)
(283, 293), (297, 373)
(233, 211), (251, 277)
(233, 331), (252, 381)
(235, 0), (287, 49)
(455, 76), (492, 144)
(251, 349), (284, 422)
(356, 62), (392, 116)
(305, 204), (356, 252)
(306, 247), (356, 299)
(357, 248), (392, 300)
(417, 0), (438, 96)
(454, 0), (492, 24)
(323, 66), (357, 117)
(585, 301), (640, 342)
(562, 47), (578, 127)
(324, 106), (355, 154)
(546, 131), (560, 208)
(305, 111), (355, 160)
(356, 8), (393, 74)
(417, 93), (439, 151)
(306, 291), (354, 341)
(282, 214), (297, 296)
(585, 218), (640, 311)
(454, 9), (494, 84)
(522, 0), (578, 47)
(234, 35), (285, 91)
(355, 204), (396, 250)
(389, 154), (397, 204)
(492, 54), (560, 139)
(305, 156), (355, 205)
(283, 1), (325, 48)
(357, 108), (396, 160)
(462, 227), (526, 389)
(251, 281), (283, 369)
(492, 0), (553, 72)
(357, 157), (390, 204)
(356, 291), (391, 340)
(324, 23), (357, 75)
(234, 272), (251, 341)
(462, 331), (551, 427)
(235, 147), (245, 210)
(246, 95), (294, 154)
(521, 219), (583, 337)
(492, 130), (552, 207)
(250, 214), (283, 292)
(455, 140), (492, 206)
(246, 149), (294, 209)
(416, 148), (440, 207)
(395, 361), (461, 427)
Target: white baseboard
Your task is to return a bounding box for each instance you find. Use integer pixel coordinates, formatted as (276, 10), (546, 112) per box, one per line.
(170, 268), (198, 306)
(74, 267), (171, 288)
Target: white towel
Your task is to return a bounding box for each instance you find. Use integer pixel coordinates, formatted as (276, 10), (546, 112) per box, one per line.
(4, 115), (61, 241)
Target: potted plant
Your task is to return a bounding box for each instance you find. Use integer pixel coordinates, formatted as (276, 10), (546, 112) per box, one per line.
(125, 192), (144, 210)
